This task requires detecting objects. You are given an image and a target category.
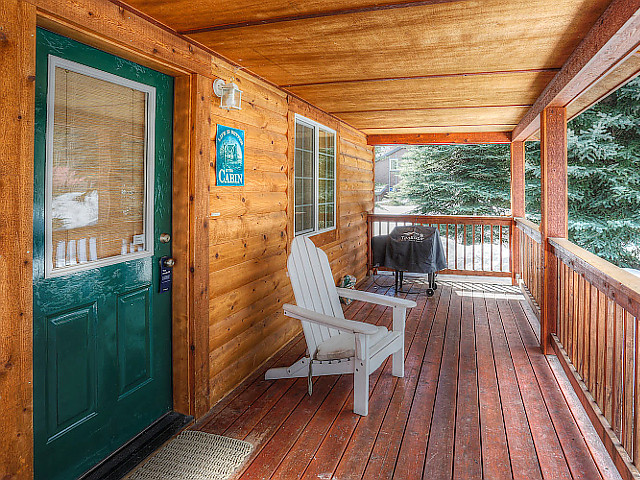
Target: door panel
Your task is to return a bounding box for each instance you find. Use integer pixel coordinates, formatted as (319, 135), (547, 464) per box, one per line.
(34, 28), (173, 480)
(46, 304), (98, 439)
(116, 287), (152, 398)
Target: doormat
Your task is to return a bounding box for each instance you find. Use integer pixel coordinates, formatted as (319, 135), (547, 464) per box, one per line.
(128, 431), (253, 480)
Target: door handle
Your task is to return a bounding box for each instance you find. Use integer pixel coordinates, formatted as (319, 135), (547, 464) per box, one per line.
(163, 258), (175, 268)
(159, 233), (171, 243)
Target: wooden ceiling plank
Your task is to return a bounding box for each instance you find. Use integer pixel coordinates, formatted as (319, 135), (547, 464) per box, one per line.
(286, 70), (556, 113)
(367, 132), (512, 144)
(338, 106), (530, 129)
(513, 0), (640, 141)
(178, 0), (463, 34)
(281, 68), (559, 88)
(187, 0), (610, 86)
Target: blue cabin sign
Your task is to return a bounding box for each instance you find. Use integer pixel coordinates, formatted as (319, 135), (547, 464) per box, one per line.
(216, 124), (245, 186)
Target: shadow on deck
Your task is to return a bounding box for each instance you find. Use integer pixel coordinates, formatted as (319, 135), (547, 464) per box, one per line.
(195, 277), (621, 480)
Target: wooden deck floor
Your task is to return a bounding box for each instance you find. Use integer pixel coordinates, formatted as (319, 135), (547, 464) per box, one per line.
(195, 278), (618, 480)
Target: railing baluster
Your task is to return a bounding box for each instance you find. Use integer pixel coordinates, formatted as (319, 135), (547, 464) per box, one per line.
(481, 224), (485, 272)
(623, 309), (634, 452)
(445, 224), (450, 269)
(463, 224), (467, 271)
(455, 224), (458, 271)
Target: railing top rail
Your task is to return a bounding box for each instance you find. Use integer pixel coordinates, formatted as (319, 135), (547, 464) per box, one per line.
(549, 237), (640, 318)
(515, 217), (542, 243)
(367, 213), (513, 225)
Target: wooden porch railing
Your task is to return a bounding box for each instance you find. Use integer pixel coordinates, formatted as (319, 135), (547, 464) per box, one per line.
(516, 220), (640, 479)
(514, 218), (544, 310)
(550, 238), (640, 477)
(367, 214), (512, 277)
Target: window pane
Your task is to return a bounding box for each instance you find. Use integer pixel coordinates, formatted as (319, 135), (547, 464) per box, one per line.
(294, 121), (315, 234)
(318, 129), (335, 231)
(49, 66), (149, 272)
(318, 204), (334, 231)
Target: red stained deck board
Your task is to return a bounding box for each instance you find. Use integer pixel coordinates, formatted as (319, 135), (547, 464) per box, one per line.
(505, 298), (604, 480)
(423, 281), (462, 479)
(486, 294), (572, 479)
(362, 285), (444, 480)
(191, 281), (611, 480)
(486, 293), (542, 480)
(332, 282), (435, 480)
(473, 289), (513, 480)
(453, 284), (482, 479)
(392, 285), (452, 479)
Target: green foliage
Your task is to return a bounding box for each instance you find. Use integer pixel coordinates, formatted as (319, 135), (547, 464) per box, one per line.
(393, 78), (640, 269)
(392, 144), (511, 215)
(525, 78), (640, 269)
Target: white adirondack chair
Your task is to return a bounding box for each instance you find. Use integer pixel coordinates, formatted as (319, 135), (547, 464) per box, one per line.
(265, 236), (416, 416)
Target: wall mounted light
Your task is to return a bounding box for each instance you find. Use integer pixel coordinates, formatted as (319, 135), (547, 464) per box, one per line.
(213, 78), (242, 110)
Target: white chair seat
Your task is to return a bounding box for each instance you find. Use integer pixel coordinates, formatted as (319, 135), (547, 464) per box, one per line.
(315, 326), (389, 361)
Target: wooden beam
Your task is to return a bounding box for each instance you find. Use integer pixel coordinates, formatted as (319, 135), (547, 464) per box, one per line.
(190, 74), (212, 419)
(178, 0), (464, 34)
(513, 0), (640, 141)
(0, 0), (36, 478)
(367, 132), (511, 145)
(540, 107), (568, 354)
(510, 141), (526, 218)
(510, 141), (525, 285)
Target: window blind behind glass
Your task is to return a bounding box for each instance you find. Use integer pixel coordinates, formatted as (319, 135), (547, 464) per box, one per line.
(51, 67), (147, 269)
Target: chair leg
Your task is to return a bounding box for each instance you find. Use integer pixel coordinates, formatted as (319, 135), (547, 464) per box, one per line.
(392, 346), (404, 378)
(353, 359), (370, 416)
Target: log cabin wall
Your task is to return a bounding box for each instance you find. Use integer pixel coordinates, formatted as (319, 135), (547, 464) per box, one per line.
(207, 79), (374, 406)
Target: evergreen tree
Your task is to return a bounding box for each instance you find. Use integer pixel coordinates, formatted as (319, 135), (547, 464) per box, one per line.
(525, 78), (640, 269)
(392, 77), (640, 269)
(393, 144), (511, 215)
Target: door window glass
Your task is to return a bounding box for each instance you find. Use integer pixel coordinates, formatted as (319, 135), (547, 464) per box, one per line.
(46, 57), (155, 277)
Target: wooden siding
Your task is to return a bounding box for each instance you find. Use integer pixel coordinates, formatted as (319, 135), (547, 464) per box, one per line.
(0, 1), (36, 479)
(207, 88), (373, 406)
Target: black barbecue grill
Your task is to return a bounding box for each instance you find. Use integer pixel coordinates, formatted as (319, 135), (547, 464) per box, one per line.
(371, 225), (447, 296)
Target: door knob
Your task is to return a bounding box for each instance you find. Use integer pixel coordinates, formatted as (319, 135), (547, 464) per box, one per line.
(163, 258), (175, 268)
(159, 233), (171, 243)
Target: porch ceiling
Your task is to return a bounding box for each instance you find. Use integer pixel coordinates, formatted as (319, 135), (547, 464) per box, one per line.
(123, 0), (613, 134)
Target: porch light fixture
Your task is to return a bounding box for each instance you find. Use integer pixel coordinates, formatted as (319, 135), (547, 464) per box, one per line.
(213, 78), (242, 110)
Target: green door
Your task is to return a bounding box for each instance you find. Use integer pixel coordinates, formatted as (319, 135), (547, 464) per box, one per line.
(33, 29), (173, 480)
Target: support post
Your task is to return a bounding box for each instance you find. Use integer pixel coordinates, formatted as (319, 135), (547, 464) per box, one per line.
(510, 141), (525, 285)
(0, 1), (36, 478)
(540, 107), (568, 354)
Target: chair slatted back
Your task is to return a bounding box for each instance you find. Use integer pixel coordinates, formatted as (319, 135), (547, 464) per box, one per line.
(288, 236), (345, 356)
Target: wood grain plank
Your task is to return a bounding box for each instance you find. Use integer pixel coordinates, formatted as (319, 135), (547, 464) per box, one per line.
(392, 287), (451, 479)
(0, 1), (36, 478)
(473, 288), (513, 480)
(504, 298), (603, 480)
(453, 285), (481, 479)
(423, 284), (462, 479)
(361, 287), (443, 480)
(486, 295), (542, 480)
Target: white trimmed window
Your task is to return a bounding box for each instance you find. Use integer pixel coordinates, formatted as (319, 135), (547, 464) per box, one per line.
(294, 115), (336, 235)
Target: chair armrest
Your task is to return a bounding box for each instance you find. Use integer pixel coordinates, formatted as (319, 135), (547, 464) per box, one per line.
(335, 288), (417, 309)
(283, 304), (379, 335)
